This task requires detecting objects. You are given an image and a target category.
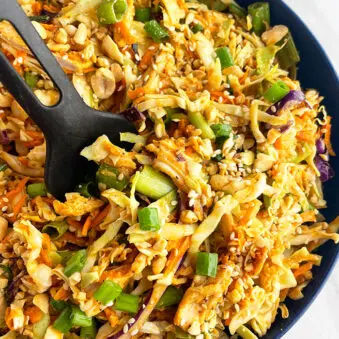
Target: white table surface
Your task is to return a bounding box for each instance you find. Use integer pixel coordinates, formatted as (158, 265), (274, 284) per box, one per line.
(282, 1), (339, 338)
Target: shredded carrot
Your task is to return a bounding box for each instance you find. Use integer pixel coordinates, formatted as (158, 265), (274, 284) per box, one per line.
(293, 262), (313, 278)
(39, 234), (53, 267)
(91, 205), (111, 229)
(32, 1), (43, 15)
(41, 23), (57, 31)
(66, 218), (83, 230)
(82, 67), (97, 74)
(43, 4), (60, 13)
(296, 131), (314, 143)
(127, 87), (145, 100)
(5, 307), (15, 330)
(114, 21), (136, 45)
(24, 306), (43, 324)
(300, 210), (317, 223)
(6, 177), (29, 199)
(104, 308), (120, 328)
(81, 214), (93, 236)
(53, 286), (69, 301)
(100, 265), (131, 282)
(12, 194), (26, 216)
(324, 116), (336, 156)
(138, 45), (158, 70)
(274, 137), (284, 150)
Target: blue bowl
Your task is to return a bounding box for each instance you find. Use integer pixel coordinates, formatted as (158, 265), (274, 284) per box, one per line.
(237, 0), (339, 337)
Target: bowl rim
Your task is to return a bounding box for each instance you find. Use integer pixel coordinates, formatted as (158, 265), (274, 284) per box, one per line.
(265, 0), (339, 337)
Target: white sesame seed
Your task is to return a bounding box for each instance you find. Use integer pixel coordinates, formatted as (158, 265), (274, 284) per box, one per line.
(144, 74), (150, 82)
(189, 198), (195, 207)
(118, 173), (124, 181)
(148, 46), (156, 50)
(7, 213), (14, 218)
(230, 232), (235, 240)
(1, 206), (7, 212)
(117, 85), (124, 92)
(2, 197), (8, 203)
(123, 324), (129, 333)
(17, 57), (23, 64)
(234, 304), (240, 312)
(135, 54), (141, 61)
(128, 318), (136, 324)
(271, 106), (277, 113)
(218, 96), (223, 103)
(142, 304), (146, 309)
(171, 200), (178, 206)
(130, 329), (139, 336)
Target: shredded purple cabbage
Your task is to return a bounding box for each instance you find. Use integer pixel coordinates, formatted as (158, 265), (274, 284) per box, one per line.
(267, 90), (305, 116)
(316, 139), (326, 154)
(120, 107), (146, 123)
(0, 130), (10, 145)
(315, 155), (335, 182)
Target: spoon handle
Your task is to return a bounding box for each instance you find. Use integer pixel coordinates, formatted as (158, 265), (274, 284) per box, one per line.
(0, 0), (84, 130)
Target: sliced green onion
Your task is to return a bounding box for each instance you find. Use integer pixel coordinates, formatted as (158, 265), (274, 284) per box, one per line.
(0, 163), (8, 172)
(64, 249), (87, 277)
(144, 20), (169, 43)
(211, 124), (232, 138)
(53, 306), (72, 333)
(115, 293), (140, 314)
(263, 80), (290, 103)
(171, 113), (188, 121)
(94, 280), (122, 305)
(277, 32), (300, 71)
(42, 221), (69, 240)
(263, 195), (271, 209)
(211, 124), (232, 147)
(70, 306), (92, 327)
(32, 312), (50, 339)
(175, 327), (195, 339)
(135, 7), (151, 22)
(28, 15), (50, 23)
(96, 163), (128, 191)
(135, 165), (175, 200)
(97, 0), (128, 24)
(191, 23), (204, 34)
(0, 265), (12, 282)
(27, 182), (47, 198)
(196, 252), (218, 277)
(138, 207), (160, 231)
(216, 47), (234, 70)
(50, 299), (68, 312)
(212, 154), (224, 162)
(198, 0), (227, 11)
(188, 112), (215, 140)
(58, 250), (73, 265)
(248, 2), (270, 36)
(229, 2), (247, 18)
(75, 181), (98, 198)
(120, 132), (147, 145)
(156, 286), (183, 308)
(24, 72), (39, 89)
(236, 324), (258, 339)
(164, 107), (176, 124)
(80, 319), (97, 339)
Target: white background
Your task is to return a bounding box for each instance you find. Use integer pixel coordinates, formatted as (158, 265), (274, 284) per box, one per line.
(282, 0), (339, 338)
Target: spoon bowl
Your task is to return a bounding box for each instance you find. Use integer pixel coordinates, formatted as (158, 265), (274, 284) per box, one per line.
(0, 0), (136, 199)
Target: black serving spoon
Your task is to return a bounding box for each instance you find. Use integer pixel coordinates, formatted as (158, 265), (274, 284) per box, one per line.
(0, 0), (136, 199)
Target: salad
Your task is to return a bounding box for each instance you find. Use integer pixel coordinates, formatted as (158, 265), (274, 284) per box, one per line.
(0, 0), (338, 338)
